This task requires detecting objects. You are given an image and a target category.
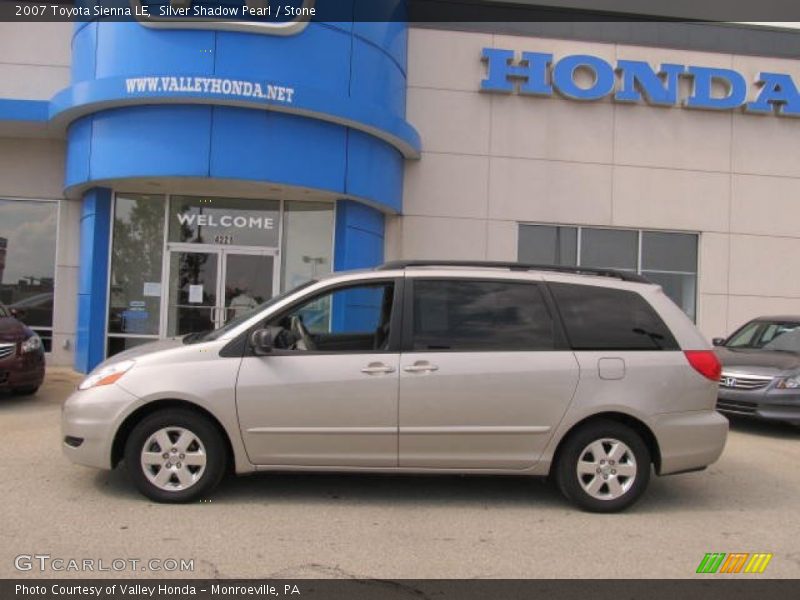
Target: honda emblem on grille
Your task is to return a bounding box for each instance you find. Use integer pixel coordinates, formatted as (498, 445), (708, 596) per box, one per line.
(722, 376), (737, 387)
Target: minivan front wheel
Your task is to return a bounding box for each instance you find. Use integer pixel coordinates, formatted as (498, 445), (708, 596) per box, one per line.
(124, 409), (227, 503)
(555, 420), (651, 513)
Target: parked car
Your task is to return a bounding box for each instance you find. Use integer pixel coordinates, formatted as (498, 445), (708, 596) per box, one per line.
(713, 316), (800, 426)
(0, 302), (45, 395)
(62, 261), (727, 512)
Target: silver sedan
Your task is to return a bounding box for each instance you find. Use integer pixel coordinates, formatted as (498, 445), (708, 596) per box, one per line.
(714, 316), (800, 426)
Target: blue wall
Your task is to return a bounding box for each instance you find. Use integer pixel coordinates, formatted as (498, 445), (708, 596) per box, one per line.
(65, 105), (406, 211)
(332, 201), (386, 332)
(75, 188), (112, 373)
(334, 201), (386, 271)
(61, 17), (416, 212)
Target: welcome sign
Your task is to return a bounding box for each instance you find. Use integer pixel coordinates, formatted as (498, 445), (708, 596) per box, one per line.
(172, 203), (280, 248)
(176, 213), (276, 230)
(481, 48), (800, 116)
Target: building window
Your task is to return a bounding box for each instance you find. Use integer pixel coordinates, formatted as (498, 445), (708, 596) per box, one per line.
(107, 194), (166, 355)
(518, 224), (698, 321)
(281, 201), (334, 291)
(517, 224), (576, 266)
(0, 198), (58, 351)
(580, 228), (639, 271)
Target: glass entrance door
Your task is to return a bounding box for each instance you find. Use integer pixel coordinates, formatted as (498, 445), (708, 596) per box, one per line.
(166, 249), (219, 337)
(222, 253), (275, 323)
(165, 246), (277, 337)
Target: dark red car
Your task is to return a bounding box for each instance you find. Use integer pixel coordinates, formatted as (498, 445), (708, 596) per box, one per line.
(0, 302), (45, 395)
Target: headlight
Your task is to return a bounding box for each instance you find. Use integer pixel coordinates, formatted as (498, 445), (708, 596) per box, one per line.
(775, 375), (800, 389)
(78, 360), (135, 391)
(21, 334), (42, 354)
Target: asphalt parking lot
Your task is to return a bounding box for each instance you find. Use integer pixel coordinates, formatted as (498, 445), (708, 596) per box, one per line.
(1, 369), (798, 579)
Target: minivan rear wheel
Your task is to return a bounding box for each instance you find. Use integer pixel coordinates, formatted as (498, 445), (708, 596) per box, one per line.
(555, 420), (651, 513)
(124, 409), (227, 503)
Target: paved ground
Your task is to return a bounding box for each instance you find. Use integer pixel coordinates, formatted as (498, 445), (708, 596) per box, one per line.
(1, 368), (798, 579)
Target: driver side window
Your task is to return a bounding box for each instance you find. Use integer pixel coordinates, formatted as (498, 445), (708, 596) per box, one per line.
(267, 281), (395, 353)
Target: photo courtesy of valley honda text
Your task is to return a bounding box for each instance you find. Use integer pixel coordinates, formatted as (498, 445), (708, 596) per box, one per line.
(3, 4), (800, 375)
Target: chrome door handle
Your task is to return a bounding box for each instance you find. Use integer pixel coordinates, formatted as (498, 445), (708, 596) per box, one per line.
(361, 362), (396, 375)
(403, 362), (439, 373)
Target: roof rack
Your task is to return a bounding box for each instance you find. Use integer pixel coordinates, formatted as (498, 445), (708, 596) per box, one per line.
(376, 260), (651, 284)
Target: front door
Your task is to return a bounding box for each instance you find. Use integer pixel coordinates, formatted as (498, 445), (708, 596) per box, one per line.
(236, 280), (401, 467)
(398, 278), (580, 470)
(165, 245), (278, 336)
(166, 248), (219, 337)
(164, 194), (282, 337)
(221, 251), (277, 325)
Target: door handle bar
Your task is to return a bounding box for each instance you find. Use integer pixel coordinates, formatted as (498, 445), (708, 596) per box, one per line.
(403, 364), (439, 373)
(361, 364), (396, 375)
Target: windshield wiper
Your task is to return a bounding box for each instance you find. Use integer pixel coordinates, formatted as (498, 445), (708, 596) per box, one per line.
(183, 331), (211, 344)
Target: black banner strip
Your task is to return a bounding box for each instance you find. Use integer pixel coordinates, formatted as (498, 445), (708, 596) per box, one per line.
(2, 579), (800, 600)
(4, 0), (800, 23)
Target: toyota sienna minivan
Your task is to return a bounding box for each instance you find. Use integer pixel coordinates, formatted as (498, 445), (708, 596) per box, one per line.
(62, 261), (728, 512)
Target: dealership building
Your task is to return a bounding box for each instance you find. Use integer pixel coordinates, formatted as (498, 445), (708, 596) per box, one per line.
(3, 2), (800, 372)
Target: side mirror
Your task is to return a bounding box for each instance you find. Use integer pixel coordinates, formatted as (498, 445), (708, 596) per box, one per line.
(249, 328), (273, 355)
(712, 337), (725, 347)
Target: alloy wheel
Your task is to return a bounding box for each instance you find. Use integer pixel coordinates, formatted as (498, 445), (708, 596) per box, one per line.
(576, 438), (638, 501)
(140, 427), (207, 492)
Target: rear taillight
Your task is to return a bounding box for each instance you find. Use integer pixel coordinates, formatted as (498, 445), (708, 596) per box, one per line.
(684, 350), (722, 381)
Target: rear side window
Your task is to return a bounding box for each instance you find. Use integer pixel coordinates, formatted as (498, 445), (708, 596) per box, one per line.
(549, 283), (679, 351)
(411, 279), (555, 351)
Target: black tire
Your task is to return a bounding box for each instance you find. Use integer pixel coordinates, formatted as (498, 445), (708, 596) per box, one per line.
(124, 409), (227, 503)
(555, 420), (651, 513)
(12, 386), (39, 396)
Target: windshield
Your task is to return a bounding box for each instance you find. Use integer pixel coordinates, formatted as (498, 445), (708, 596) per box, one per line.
(725, 320), (800, 351)
(187, 280), (317, 344)
(763, 329), (800, 353)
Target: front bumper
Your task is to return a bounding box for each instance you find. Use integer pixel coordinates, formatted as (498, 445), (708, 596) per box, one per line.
(0, 351), (45, 391)
(717, 388), (800, 425)
(61, 384), (140, 470)
(651, 410), (729, 475)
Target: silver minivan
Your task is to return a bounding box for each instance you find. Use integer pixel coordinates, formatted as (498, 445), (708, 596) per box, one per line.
(62, 261), (728, 512)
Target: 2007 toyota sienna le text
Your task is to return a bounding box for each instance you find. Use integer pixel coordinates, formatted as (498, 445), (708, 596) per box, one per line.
(62, 261), (728, 512)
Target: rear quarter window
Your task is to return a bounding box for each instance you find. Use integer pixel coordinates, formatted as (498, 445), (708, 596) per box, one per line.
(549, 283), (679, 351)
